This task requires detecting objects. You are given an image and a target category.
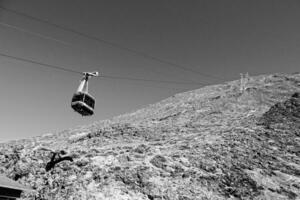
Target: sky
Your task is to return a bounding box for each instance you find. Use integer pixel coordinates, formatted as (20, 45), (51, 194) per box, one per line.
(0, 0), (299, 141)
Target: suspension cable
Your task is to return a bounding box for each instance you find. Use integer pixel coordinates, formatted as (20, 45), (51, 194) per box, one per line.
(0, 6), (225, 81)
(0, 52), (207, 86)
(0, 21), (72, 46)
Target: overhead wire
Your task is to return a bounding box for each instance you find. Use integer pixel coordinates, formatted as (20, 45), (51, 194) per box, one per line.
(0, 21), (207, 89)
(100, 74), (205, 85)
(0, 5), (225, 81)
(0, 52), (207, 87)
(0, 52), (189, 92)
(0, 21), (72, 46)
(100, 79), (189, 91)
(0, 20), (208, 84)
(0, 52), (82, 75)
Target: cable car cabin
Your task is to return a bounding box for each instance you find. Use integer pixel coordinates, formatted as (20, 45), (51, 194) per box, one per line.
(72, 71), (98, 116)
(71, 92), (95, 116)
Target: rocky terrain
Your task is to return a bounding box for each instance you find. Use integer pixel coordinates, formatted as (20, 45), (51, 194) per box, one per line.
(0, 73), (299, 200)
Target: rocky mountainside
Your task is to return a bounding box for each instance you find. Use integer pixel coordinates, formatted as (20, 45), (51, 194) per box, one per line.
(0, 73), (299, 200)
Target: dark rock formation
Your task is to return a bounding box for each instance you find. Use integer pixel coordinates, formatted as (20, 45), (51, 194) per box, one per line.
(259, 92), (300, 128)
(45, 151), (73, 172)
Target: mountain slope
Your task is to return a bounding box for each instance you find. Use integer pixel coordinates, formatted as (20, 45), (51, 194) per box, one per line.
(0, 73), (299, 200)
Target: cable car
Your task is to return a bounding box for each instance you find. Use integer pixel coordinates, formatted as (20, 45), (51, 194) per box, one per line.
(71, 72), (98, 116)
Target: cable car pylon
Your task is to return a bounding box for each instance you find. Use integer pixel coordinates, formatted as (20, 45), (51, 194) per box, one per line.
(71, 71), (99, 116)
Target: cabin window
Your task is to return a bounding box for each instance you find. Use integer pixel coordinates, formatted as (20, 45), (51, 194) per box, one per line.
(84, 94), (95, 108)
(72, 93), (84, 102)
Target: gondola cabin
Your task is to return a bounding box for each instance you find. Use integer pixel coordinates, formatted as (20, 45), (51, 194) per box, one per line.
(71, 92), (95, 116)
(71, 71), (98, 116)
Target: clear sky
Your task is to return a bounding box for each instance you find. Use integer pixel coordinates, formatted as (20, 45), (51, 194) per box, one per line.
(0, 0), (299, 141)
